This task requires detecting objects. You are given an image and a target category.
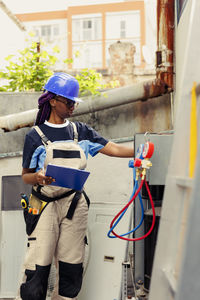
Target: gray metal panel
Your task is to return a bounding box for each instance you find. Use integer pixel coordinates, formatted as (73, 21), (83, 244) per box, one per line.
(0, 211), (26, 298)
(133, 197), (146, 283)
(1, 175), (31, 211)
(133, 133), (173, 284)
(175, 144), (200, 299)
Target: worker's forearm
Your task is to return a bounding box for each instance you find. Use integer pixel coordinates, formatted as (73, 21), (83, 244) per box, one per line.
(22, 172), (38, 185)
(109, 144), (134, 157)
(99, 141), (134, 158)
(114, 145), (134, 157)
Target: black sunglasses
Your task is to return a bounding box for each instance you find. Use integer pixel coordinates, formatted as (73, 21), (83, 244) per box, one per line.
(55, 96), (78, 108)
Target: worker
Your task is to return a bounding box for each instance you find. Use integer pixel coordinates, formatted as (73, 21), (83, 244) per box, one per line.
(17, 72), (134, 300)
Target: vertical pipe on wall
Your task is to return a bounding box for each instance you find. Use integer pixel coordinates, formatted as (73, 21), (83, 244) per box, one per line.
(156, 0), (174, 89)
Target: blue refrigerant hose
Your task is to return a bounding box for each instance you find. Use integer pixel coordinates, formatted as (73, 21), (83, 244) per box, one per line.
(107, 167), (144, 238)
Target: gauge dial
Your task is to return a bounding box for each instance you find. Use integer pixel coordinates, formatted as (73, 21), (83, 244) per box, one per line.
(142, 142), (154, 159)
(136, 144), (144, 159)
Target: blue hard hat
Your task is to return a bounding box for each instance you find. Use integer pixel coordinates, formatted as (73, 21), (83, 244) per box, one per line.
(44, 72), (82, 103)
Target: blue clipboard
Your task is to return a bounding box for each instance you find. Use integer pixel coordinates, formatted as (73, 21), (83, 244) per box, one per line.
(45, 164), (90, 190)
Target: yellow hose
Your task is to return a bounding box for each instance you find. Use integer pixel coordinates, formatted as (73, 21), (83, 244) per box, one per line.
(189, 82), (198, 178)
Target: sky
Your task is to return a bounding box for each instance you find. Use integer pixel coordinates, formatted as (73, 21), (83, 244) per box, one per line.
(3, 0), (124, 14)
(3, 0), (69, 13)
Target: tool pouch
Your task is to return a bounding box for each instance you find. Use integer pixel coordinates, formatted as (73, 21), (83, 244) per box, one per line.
(23, 209), (40, 236)
(23, 194), (47, 236)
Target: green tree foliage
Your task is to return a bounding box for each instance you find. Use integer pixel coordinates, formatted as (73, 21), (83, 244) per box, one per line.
(0, 41), (56, 92)
(0, 38), (119, 95)
(76, 69), (120, 97)
(76, 69), (105, 96)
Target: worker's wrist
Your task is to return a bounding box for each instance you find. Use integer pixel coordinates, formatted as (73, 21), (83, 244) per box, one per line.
(34, 172), (39, 185)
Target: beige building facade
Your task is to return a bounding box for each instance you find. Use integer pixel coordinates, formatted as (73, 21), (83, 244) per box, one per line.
(16, 1), (157, 74)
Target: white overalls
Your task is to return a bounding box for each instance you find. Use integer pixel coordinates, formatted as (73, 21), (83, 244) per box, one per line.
(19, 123), (89, 300)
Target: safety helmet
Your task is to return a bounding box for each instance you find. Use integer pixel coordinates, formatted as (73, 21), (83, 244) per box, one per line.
(44, 72), (82, 103)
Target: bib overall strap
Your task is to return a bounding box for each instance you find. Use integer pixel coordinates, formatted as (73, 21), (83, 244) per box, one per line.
(66, 190), (90, 220)
(83, 190), (90, 208)
(33, 126), (52, 146)
(66, 191), (82, 220)
(71, 122), (78, 143)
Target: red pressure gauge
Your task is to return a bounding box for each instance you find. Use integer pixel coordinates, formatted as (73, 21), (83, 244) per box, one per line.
(142, 142), (154, 159)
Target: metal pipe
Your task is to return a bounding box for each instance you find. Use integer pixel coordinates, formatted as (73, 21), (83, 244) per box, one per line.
(0, 79), (169, 131)
(73, 78), (169, 116)
(156, 0), (174, 89)
(0, 109), (37, 131)
(0, 0), (26, 31)
(0, 151), (22, 159)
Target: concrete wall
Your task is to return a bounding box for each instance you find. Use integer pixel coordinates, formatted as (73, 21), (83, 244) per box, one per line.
(0, 92), (40, 154)
(0, 92), (40, 116)
(0, 91), (172, 154)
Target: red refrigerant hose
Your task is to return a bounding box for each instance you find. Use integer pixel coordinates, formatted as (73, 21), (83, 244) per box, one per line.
(109, 178), (156, 241)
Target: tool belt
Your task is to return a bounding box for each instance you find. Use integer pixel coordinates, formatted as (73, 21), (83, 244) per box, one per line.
(23, 188), (90, 236)
(32, 187), (90, 220)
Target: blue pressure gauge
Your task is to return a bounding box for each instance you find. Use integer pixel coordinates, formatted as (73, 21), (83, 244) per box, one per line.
(136, 144), (144, 159)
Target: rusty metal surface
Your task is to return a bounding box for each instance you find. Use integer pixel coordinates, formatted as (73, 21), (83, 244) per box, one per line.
(157, 0), (174, 89)
(143, 78), (170, 100)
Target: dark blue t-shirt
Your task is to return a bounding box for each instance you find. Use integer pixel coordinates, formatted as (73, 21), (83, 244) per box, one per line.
(23, 120), (108, 171)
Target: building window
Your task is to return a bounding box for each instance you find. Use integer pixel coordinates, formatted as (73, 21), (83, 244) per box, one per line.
(83, 20), (92, 40)
(41, 25), (51, 38)
(72, 15), (102, 69)
(53, 25), (59, 36)
(120, 20), (126, 38)
(72, 42), (102, 69)
(72, 16), (102, 41)
(33, 24), (60, 42)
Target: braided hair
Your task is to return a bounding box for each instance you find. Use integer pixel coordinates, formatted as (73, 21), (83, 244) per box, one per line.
(35, 91), (55, 125)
